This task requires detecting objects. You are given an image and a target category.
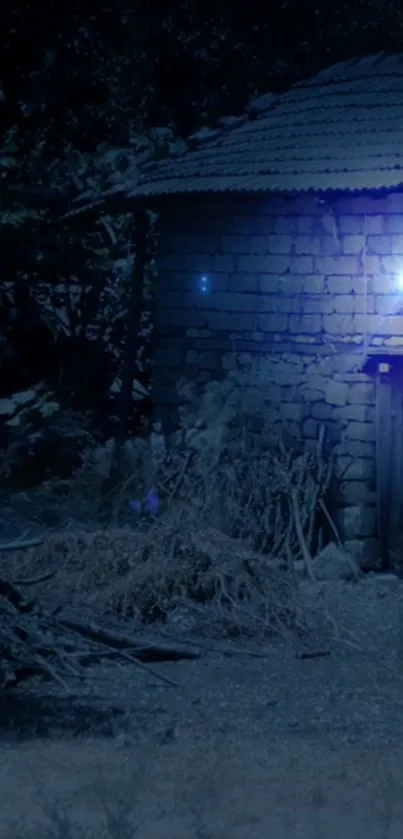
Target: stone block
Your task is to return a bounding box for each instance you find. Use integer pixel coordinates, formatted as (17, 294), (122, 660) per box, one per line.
(332, 295), (354, 314)
(159, 291), (187, 310)
(232, 216), (251, 235)
(323, 314), (355, 335)
(339, 216), (365, 235)
(301, 389), (324, 403)
(387, 215), (403, 234)
(231, 274), (259, 293)
(296, 216), (315, 234)
(213, 254), (236, 272)
(184, 352), (211, 370)
(314, 542), (360, 581)
(367, 235), (394, 255)
(327, 420), (342, 444)
(302, 275), (326, 293)
(220, 235), (249, 254)
(331, 354), (362, 374)
(185, 235), (219, 254)
(384, 336), (403, 347)
(347, 383), (374, 405)
(382, 255), (403, 273)
(371, 275), (399, 294)
(282, 402), (305, 421)
(321, 237), (342, 255)
(249, 236), (270, 254)
(326, 276), (355, 294)
(277, 296), (302, 314)
(207, 311), (256, 331)
(332, 405), (367, 422)
(344, 538), (380, 570)
(311, 402), (333, 420)
(302, 418), (319, 438)
(289, 315), (323, 333)
(306, 374), (328, 392)
(257, 314), (287, 332)
(186, 328), (214, 338)
(184, 254), (213, 272)
(338, 480), (376, 505)
(237, 254), (271, 273)
(325, 380), (348, 406)
(357, 314), (403, 335)
(375, 295), (403, 315)
(267, 235), (293, 254)
(337, 372), (370, 382)
(159, 253), (188, 271)
(270, 255), (293, 274)
(334, 440), (375, 458)
(214, 292), (257, 312)
(294, 236), (321, 255)
(334, 457), (374, 481)
(289, 256), (314, 274)
(342, 235), (365, 254)
(344, 421), (376, 442)
(316, 256), (360, 274)
(273, 215), (296, 232)
(366, 215), (386, 234)
(278, 276), (303, 293)
(303, 296), (330, 314)
(259, 295), (279, 312)
(336, 504), (376, 539)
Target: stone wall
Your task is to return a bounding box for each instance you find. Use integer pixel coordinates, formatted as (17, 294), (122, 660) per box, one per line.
(153, 190), (403, 564)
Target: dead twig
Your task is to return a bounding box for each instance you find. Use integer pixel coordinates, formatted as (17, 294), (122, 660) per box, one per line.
(0, 536), (43, 552)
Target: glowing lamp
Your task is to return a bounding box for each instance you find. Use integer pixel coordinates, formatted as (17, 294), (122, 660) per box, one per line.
(198, 274), (211, 295)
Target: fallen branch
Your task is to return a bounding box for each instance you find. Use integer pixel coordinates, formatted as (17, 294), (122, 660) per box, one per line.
(0, 577), (201, 693)
(0, 536), (43, 552)
(289, 487), (316, 580)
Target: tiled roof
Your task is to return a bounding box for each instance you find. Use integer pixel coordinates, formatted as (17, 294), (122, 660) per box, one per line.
(114, 52), (403, 198)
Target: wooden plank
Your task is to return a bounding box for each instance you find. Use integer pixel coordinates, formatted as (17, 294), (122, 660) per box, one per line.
(367, 347), (403, 357)
(389, 377), (403, 564)
(375, 365), (393, 568)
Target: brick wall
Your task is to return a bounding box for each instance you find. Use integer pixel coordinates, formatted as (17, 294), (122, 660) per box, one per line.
(153, 190), (403, 564)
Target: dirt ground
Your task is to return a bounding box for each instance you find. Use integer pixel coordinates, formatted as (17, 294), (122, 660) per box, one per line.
(2, 575), (403, 838)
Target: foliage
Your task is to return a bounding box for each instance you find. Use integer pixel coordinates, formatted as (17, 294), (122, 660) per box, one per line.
(0, 384), (92, 488)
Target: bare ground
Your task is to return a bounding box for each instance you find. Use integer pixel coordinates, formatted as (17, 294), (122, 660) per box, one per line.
(2, 576), (403, 837)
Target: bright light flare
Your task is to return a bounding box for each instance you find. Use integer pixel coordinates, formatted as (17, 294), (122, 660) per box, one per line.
(198, 274), (211, 295)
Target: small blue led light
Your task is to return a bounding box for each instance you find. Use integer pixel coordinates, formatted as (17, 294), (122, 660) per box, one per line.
(198, 274), (211, 295)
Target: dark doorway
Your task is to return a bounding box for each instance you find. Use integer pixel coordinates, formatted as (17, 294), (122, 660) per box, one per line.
(371, 352), (403, 570)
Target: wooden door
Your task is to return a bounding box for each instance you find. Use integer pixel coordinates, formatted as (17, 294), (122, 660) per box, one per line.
(375, 359), (403, 569)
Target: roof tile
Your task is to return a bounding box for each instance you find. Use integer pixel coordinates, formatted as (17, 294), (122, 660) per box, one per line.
(120, 53), (403, 197)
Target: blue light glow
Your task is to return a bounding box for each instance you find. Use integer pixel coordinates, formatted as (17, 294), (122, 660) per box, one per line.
(198, 274), (211, 295)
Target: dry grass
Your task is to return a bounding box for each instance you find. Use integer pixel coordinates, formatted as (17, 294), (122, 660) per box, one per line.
(6, 378), (336, 641)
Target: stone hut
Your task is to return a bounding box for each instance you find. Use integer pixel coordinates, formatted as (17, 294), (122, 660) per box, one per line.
(112, 52), (403, 567)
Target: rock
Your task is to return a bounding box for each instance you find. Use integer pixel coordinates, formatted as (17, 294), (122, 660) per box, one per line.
(369, 573), (401, 594)
(314, 542), (361, 581)
(344, 537), (380, 570)
(336, 504), (377, 539)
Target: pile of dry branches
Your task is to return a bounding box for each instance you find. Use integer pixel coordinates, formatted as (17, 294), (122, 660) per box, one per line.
(0, 536), (200, 693)
(0, 374), (339, 686)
